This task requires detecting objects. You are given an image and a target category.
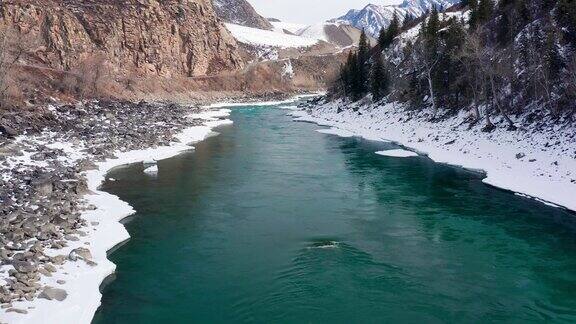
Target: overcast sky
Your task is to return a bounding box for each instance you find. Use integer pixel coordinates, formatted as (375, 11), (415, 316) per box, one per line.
(247, 0), (403, 24)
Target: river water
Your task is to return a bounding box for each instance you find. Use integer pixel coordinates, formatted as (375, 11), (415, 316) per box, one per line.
(93, 103), (576, 323)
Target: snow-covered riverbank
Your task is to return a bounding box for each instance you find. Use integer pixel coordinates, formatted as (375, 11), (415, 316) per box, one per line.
(290, 100), (576, 212)
(0, 94), (317, 324)
(1, 109), (232, 324)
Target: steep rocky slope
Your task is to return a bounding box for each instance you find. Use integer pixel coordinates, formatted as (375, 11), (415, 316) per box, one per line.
(212, 0), (273, 30)
(0, 0), (244, 101)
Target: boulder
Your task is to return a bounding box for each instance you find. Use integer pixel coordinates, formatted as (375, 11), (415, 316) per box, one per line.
(6, 307), (28, 314)
(68, 247), (92, 261)
(38, 287), (67, 301)
(0, 124), (18, 138)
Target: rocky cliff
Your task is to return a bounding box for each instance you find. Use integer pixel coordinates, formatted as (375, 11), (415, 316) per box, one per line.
(0, 0), (244, 97)
(212, 0), (273, 30)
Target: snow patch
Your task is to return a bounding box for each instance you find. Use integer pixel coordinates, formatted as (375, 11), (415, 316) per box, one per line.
(282, 60), (294, 78)
(316, 127), (356, 137)
(376, 149), (419, 157)
(270, 21), (308, 34)
(143, 165), (158, 175)
(225, 23), (318, 48)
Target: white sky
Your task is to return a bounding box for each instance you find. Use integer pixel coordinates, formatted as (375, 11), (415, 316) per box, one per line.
(247, 0), (404, 24)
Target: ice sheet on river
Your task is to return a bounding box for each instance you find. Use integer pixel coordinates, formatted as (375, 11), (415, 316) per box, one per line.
(376, 149), (419, 158)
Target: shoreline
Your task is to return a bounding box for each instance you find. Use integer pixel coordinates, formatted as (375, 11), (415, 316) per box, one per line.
(290, 100), (576, 213)
(2, 108), (233, 324)
(1, 94), (312, 324)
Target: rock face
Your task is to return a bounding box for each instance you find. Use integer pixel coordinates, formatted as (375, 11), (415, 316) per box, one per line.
(212, 0), (273, 30)
(0, 0), (244, 79)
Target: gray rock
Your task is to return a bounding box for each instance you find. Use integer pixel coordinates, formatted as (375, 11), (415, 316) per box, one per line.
(50, 255), (66, 265)
(38, 268), (52, 277)
(12, 261), (36, 274)
(69, 247), (92, 261)
(64, 235), (79, 242)
(44, 264), (57, 273)
(38, 287), (67, 301)
(0, 124), (18, 138)
(6, 308), (28, 314)
(32, 177), (53, 196)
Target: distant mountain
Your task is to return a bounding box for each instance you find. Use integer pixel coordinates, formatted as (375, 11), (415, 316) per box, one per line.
(268, 19), (377, 48)
(212, 0), (273, 30)
(331, 0), (460, 37)
(297, 22), (378, 48)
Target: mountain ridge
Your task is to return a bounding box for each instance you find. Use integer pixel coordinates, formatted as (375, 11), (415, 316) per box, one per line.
(331, 0), (460, 37)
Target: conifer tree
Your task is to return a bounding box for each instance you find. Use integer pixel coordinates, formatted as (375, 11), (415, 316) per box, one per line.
(469, 0), (493, 30)
(544, 28), (564, 82)
(340, 54), (352, 96)
(357, 29), (371, 68)
(355, 30), (371, 99)
(423, 8), (441, 52)
(370, 54), (389, 101)
(477, 0), (495, 22)
(379, 13), (400, 50)
(402, 14), (414, 30)
(517, 0), (531, 26)
(347, 51), (358, 97)
(378, 27), (387, 50)
(387, 13), (401, 44)
(496, 11), (511, 46)
(442, 18), (467, 107)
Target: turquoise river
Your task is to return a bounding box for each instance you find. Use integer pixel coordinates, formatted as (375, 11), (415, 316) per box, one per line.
(93, 103), (576, 323)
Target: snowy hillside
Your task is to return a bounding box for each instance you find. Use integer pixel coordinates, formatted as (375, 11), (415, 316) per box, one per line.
(332, 0), (461, 37)
(269, 20), (377, 48)
(298, 22), (378, 47)
(270, 21), (308, 35)
(224, 23), (319, 48)
(297, 23), (333, 42)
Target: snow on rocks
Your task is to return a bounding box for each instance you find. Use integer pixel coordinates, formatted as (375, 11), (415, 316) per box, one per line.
(292, 99), (576, 212)
(282, 59), (294, 79)
(143, 165), (158, 175)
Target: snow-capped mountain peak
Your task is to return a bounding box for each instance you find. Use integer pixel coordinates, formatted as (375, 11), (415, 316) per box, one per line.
(399, 0), (460, 13)
(331, 0), (461, 37)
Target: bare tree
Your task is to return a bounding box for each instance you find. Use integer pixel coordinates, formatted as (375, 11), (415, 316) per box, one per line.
(459, 30), (515, 130)
(413, 39), (441, 112)
(457, 32), (483, 124)
(458, 31), (495, 129)
(483, 45), (516, 129)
